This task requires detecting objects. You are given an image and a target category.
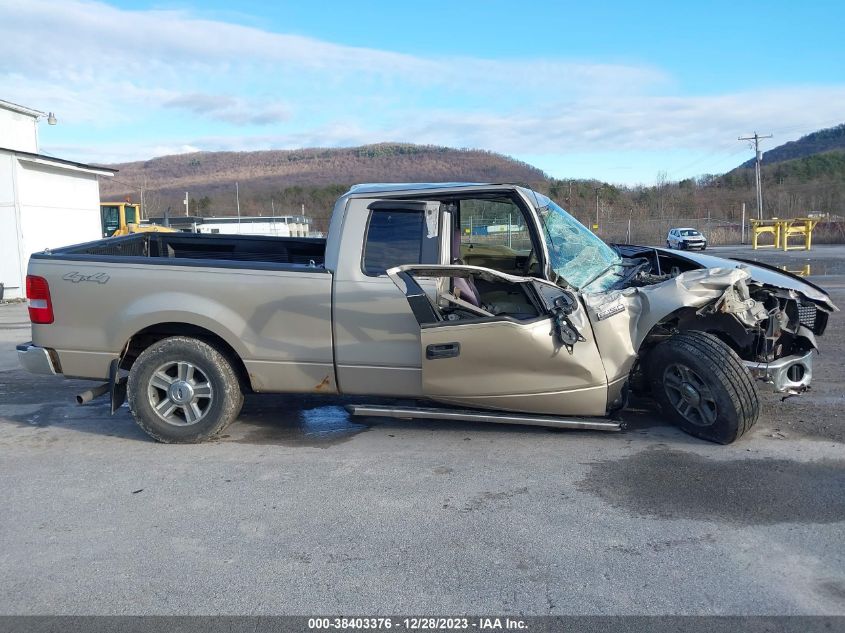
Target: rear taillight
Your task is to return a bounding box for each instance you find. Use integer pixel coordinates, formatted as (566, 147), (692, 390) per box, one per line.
(26, 275), (54, 324)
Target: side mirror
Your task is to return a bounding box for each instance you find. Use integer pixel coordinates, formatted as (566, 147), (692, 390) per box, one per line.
(553, 293), (577, 315)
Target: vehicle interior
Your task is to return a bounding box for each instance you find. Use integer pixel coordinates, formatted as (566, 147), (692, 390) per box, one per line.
(393, 266), (546, 327)
(434, 194), (544, 322)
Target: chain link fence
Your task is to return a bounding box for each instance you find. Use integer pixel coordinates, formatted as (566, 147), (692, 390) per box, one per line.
(460, 209), (845, 250)
(597, 217), (845, 247)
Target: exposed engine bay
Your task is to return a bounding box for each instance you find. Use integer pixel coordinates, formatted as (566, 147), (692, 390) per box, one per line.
(596, 245), (837, 395)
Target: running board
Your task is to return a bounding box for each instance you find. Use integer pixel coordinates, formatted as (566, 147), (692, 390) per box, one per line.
(346, 405), (622, 432)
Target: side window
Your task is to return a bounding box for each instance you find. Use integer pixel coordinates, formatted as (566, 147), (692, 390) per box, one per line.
(363, 209), (439, 276)
(457, 198), (534, 275)
(101, 205), (120, 237)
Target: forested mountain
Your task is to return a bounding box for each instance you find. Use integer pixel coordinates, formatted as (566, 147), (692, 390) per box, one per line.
(739, 124), (845, 167)
(100, 143), (547, 226)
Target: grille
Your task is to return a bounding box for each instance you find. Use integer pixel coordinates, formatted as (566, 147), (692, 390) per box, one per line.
(797, 301), (828, 335)
(798, 303), (816, 327)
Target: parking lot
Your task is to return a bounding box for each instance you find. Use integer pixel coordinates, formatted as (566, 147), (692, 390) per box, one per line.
(1, 246), (844, 615)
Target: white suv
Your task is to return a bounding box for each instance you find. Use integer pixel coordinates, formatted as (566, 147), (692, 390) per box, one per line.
(667, 227), (707, 250)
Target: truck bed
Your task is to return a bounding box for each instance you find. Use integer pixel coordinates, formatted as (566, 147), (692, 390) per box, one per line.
(38, 233), (327, 269)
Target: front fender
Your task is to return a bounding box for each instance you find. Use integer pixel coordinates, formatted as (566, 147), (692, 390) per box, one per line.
(583, 267), (756, 383)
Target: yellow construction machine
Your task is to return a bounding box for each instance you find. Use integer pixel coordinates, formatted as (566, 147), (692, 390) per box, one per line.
(100, 202), (177, 238)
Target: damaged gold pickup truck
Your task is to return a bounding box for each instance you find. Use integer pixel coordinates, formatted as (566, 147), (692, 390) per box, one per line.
(18, 183), (837, 444)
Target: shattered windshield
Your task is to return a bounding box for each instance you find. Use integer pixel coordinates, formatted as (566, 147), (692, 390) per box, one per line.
(533, 193), (621, 290)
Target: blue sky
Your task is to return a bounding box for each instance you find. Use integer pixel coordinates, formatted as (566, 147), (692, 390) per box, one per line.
(2, 0), (843, 184)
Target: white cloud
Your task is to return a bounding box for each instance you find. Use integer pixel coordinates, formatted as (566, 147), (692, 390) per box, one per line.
(383, 89), (845, 155)
(1, 0), (843, 183)
(0, 0), (666, 125)
(0, 0), (662, 101)
(162, 93), (290, 125)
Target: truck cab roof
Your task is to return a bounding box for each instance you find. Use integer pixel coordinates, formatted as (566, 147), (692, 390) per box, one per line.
(346, 182), (522, 196)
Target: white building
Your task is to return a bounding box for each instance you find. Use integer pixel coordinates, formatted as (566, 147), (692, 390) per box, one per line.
(195, 215), (312, 237)
(0, 99), (114, 299)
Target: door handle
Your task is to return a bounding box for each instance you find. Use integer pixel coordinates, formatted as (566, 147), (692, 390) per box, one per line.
(426, 342), (461, 360)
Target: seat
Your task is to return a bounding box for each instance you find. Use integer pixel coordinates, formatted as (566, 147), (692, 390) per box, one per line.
(453, 276), (481, 307)
(449, 230), (537, 317)
(451, 231), (481, 307)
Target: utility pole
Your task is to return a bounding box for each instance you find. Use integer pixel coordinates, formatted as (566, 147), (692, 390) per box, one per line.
(183, 191), (189, 217)
(507, 211), (512, 249)
(235, 182), (241, 233)
(140, 175), (147, 221)
(738, 132), (772, 220)
(594, 186), (602, 231)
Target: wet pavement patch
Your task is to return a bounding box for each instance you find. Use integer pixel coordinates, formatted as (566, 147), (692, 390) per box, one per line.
(578, 447), (845, 525)
(226, 395), (371, 447)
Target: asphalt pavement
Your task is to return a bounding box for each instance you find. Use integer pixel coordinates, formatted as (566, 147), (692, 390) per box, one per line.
(0, 244), (843, 615)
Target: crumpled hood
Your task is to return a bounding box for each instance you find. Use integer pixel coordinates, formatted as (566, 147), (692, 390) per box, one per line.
(583, 266), (766, 383)
(656, 248), (838, 312)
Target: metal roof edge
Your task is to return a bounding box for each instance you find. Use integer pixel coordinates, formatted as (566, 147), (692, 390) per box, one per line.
(0, 147), (117, 176)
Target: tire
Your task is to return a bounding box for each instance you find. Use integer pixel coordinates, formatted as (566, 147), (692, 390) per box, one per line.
(666, 240), (672, 249)
(646, 331), (759, 444)
(128, 336), (244, 443)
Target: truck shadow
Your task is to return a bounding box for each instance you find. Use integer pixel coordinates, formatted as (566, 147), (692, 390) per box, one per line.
(223, 394), (375, 447)
(225, 394), (688, 447)
(2, 368), (691, 446)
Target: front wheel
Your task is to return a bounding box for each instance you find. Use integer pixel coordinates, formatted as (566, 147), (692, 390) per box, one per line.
(128, 336), (244, 443)
(647, 331), (759, 444)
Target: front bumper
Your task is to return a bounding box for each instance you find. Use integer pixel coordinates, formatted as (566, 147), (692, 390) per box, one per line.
(16, 342), (58, 376)
(743, 350), (813, 394)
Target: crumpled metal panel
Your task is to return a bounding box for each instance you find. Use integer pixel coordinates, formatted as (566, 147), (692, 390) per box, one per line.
(584, 267), (761, 384)
(655, 248), (838, 312)
(711, 280), (769, 327)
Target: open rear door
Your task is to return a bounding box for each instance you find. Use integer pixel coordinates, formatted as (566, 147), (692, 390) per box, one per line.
(387, 265), (610, 417)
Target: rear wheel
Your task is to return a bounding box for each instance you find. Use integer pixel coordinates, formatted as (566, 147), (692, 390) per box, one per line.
(128, 336), (243, 443)
(647, 331), (759, 444)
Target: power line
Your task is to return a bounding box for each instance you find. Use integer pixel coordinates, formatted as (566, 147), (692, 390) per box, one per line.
(738, 131), (772, 220)
(666, 146), (748, 180)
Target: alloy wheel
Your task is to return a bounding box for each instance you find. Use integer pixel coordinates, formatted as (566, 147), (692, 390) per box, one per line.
(147, 360), (214, 426)
(662, 363), (717, 427)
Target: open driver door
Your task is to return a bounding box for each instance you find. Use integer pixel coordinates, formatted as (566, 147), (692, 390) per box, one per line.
(387, 264), (610, 417)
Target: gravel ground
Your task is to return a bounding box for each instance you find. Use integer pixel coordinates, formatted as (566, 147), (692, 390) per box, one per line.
(0, 248), (843, 615)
